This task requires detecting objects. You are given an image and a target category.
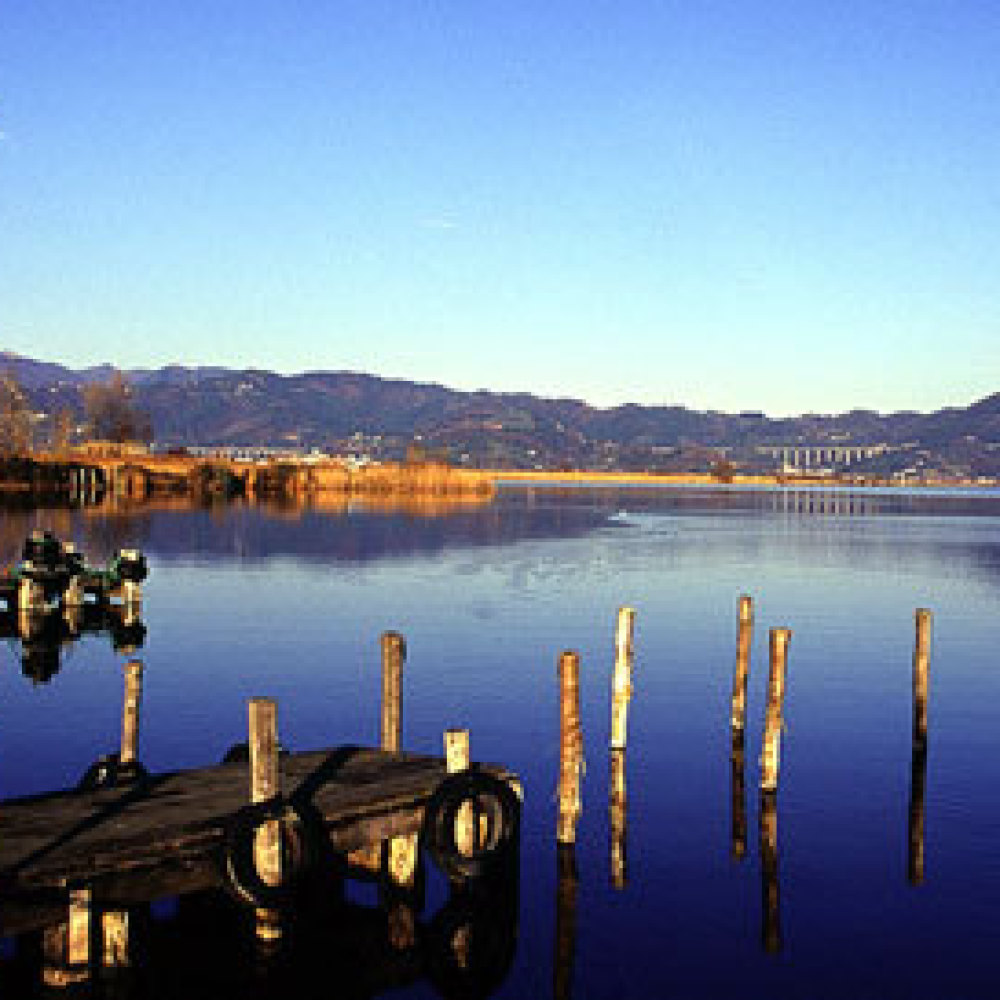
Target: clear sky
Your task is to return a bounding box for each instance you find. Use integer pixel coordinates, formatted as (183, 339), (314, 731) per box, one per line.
(1, 2), (997, 415)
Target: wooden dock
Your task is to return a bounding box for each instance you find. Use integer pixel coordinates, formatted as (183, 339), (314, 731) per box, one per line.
(0, 746), (519, 935)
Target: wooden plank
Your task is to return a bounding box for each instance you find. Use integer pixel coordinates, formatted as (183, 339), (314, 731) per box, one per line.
(0, 747), (514, 893)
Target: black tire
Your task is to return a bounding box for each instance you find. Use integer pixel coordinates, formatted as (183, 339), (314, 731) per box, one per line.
(220, 798), (319, 910)
(422, 769), (520, 883)
(78, 754), (149, 792)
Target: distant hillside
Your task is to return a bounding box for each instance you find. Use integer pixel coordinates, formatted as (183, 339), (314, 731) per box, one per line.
(2, 352), (998, 475)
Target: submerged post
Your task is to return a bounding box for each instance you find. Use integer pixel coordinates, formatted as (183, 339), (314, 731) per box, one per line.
(913, 609), (932, 748)
(610, 607), (636, 751)
(730, 730), (747, 860)
(444, 728), (474, 857)
(381, 631), (406, 752)
(760, 792), (781, 954)
(249, 698), (281, 943)
(730, 594), (754, 730)
(760, 628), (792, 792)
(554, 844), (579, 1000)
(120, 660), (143, 766)
(558, 652), (583, 844)
(609, 749), (627, 889)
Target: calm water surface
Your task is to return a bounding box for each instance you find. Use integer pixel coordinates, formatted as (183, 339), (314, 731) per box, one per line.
(2, 486), (999, 998)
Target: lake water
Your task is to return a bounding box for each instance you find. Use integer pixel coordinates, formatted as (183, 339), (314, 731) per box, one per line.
(2, 485), (999, 998)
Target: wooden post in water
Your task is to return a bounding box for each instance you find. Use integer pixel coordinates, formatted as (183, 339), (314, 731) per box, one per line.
(610, 607), (635, 752)
(380, 631), (406, 753)
(120, 660), (143, 766)
(730, 730), (747, 861)
(101, 910), (129, 971)
(557, 652), (583, 844)
(908, 608), (932, 886)
(42, 888), (92, 987)
(249, 698), (282, 944)
(444, 728), (475, 858)
(554, 844), (578, 1000)
(759, 792), (781, 954)
(730, 594), (754, 730)
(609, 749), (627, 889)
(760, 629), (792, 792)
(913, 609), (932, 748)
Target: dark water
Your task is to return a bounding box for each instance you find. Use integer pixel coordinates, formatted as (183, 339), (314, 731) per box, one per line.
(2, 486), (1000, 998)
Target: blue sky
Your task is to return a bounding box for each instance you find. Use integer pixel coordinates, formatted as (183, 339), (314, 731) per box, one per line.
(1, 2), (997, 415)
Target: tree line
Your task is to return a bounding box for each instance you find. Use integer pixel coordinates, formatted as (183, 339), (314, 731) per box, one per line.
(0, 369), (152, 459)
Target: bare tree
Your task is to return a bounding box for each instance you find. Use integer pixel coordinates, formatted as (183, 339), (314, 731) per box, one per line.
(83, 371), (153, 444)
(0, 372), (32, 457)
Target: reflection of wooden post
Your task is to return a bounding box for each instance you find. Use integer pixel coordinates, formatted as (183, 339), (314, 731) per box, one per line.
(610, 607), (635, 751)
(908, 742), (927, 886)
(609, 749), (627, 889)
(760, 792), (781, 954)
(731, 730), (747, 860)
(101, 910), (129, 970)
(558, 652), (582, 844)
(120, 660), (143, 765)
(730, 595), (753, 730)
(42, 888), (92, 987)
(760, 629), (792, 792)
(554, 844), (578, 1000)
(249, 698), (282, 943)
(381, 631), (406, 752)
(444, 728), (474, 857)
(913, 609), (932, 748)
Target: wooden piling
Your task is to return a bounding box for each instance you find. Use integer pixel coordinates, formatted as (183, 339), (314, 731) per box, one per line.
(557, 652), (583, 844)
(609, 749), (627, 889)
(760, 628), (792, 792)
(730, 730), (747, 861)
(554, 845), (578, 1000)
(913, 609), (932, 748)
(730, 594), (753, 730)
(120, 660), (143, 766)
(249, 698), (281, 943)
(42, 888), (92, 987)
(444, 728), (475, 858)
(380, 632), (406, 752)
(101, 910), (129, 969)
(760, 792), (781, 954)
(610, 607), (636, 751)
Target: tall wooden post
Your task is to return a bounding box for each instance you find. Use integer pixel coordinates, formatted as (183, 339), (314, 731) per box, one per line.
(120, 660), (143, 766)
(610, 607), (635, 751)
(557, 652), (583, 844)
(380, 631), (406, 752)
(760, 628), (792, 792)
(249, 698), (282, 943)
(913, 609), (932, 748)
(609, 749), (627, 889)
(730, 594), (753, 730)
(760, 792), (781, 954)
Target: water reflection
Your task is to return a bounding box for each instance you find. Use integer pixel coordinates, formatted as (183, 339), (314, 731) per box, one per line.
(609, 750), (627, 888)
(759, 792), (781, 955)
(730, 732), (747, 862)
(554, 845), (578, 1000)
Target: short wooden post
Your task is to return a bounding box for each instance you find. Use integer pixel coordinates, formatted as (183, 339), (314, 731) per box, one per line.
(730, 594), (753, 730)
(760, 792), (781, 954)
(444, 728), (474, 857)
(554, 844), (578, 1000)
(610, 607), (635, 751)
(760, 628), (792, 792)
(249, 698), (282, 943)
(913, 609), (932, 747)
(609, 749), (627, 889)
(557, 652), (583, 844)
(42, 888), (92, 987)
(730, 730), (747, 860)
(380, 631), (406, 752)
(120, 660), (143, 766)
